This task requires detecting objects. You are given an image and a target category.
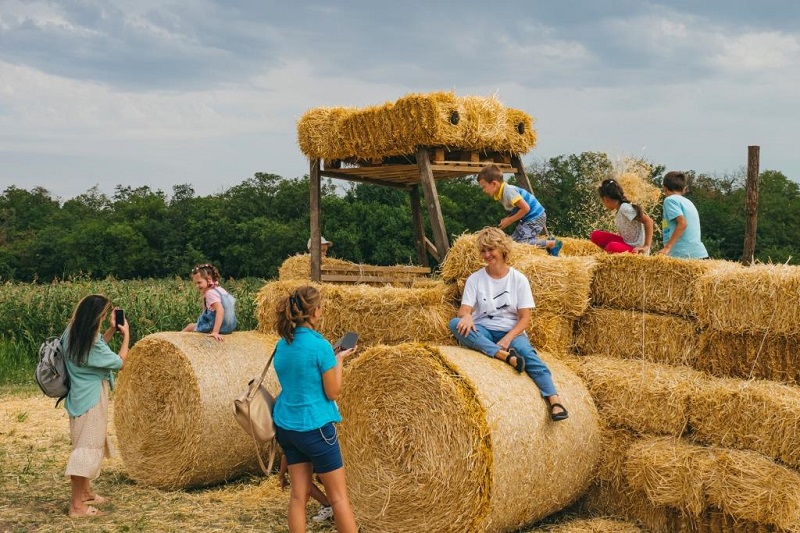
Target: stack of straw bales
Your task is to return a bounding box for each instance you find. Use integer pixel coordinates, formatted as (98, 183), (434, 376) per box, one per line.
(278, 253), (362, 281)
(114, 331), (279, 490)
(297, 91), (537, 161)
(337, 343), (601, 533)
(695, 263), (800, 384)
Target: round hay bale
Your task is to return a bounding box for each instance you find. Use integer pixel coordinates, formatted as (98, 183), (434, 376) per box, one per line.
(114, 331), (279, 490)
(338, 343), (601, 533)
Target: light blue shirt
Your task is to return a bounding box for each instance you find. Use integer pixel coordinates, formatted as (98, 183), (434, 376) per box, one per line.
(62, 329), (123, 417)
(662, 194), (708, 259)
(272, 327), (341, 432)
(495, 182), (545, 221)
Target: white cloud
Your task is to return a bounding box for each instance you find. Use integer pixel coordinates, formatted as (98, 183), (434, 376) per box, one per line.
(711, 31), (800, 71)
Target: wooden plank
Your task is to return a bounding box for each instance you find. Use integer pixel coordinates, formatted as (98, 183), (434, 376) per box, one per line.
(320, 170), (411, 190)
(511, 154), (533, 193)
(433, 148), (445, 162)
(409, 185), (429, 267)
(424, 237), (440, 261)
(309, 158), (322, 282)
(416, 147), (450, 261)
(321, 264), (430, 274)
(321, 274), (420, 284)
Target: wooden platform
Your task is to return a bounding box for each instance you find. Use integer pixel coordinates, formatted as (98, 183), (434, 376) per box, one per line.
(320, 264), (431, 285)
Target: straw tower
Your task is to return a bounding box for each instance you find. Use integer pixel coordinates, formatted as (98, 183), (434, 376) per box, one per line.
(114, 331), (279, 489)
(337, 343), (601, 533)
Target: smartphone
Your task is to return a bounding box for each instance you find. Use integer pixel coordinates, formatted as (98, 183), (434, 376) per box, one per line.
(114, 309), (125, 328)
(333, 332), (359, 352)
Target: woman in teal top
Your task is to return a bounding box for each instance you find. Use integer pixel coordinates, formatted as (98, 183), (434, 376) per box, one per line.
(62, 294), (129, 519)
(273, 285), (358, 533)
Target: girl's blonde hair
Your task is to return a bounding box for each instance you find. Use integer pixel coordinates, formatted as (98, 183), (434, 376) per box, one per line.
(275, 285), (321, 343)
(475, 226), (513, 262)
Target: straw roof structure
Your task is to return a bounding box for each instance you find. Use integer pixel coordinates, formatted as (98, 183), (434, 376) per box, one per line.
(337, 343), (601, 533)
(255, 280), (457, 347)
(697, 330), (800, 385)
(297, 91), (537, 161)
(590, 254), (738, 316)
(694, 263), (800, 335)
(574, 307), (699, 366)
(114, 331), (280, 489)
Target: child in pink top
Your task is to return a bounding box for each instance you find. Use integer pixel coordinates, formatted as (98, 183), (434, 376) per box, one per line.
(182, 263), (237, 341)
(590, 179), (654, 254)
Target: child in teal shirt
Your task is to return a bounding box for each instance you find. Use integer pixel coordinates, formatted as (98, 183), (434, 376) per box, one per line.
(658, 171), (708, 259)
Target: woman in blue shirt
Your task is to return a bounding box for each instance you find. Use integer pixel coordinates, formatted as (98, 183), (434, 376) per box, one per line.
(63, 294), (129, 518)
(273, 286), (358, 533)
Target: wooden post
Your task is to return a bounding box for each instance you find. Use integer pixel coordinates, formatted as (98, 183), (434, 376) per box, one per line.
(416, 147), (449, 261)
(409, 185), (429, 267)
(740, 146), (760, 266)
(310, 158), (322, 281)
(511, 154), (533, 193)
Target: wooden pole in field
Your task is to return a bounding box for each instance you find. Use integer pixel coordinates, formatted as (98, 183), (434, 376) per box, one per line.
(740, 146), (760, 266)
(310, 158), (322, 281)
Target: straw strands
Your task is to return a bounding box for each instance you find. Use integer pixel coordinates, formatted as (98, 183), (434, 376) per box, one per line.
(698, 330), (800, 385)
(529, 311), (575, 355)
(575, 307), (699, 366)
(296, 91), (537, 161)
(439, 232), (546, 282)
(590, 254), (738, 316)
(255, 280), (457, 347)
(532, 517), (644, 532)
(277, 253), (361, 281)
(114, 331), (280, 489)
(337, 343), (601, 533)
(559, 237), (602, 257)
(694, 263), (800, 335)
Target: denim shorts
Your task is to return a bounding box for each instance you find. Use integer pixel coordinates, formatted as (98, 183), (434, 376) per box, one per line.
(275, 422), (343, 474)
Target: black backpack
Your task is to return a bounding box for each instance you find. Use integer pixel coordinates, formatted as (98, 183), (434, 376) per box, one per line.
(35, 336), (69, 407)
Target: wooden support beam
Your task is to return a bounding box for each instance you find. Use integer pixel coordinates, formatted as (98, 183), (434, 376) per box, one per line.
(741, 145), (760, 266)
(409, 185), (430, 267)
(309, 158), (322, 282)
(424, 237), (440, 261)
(416, 147), (450, 261)
(320, 170), (412, 190)
(511, 154), (533, 193)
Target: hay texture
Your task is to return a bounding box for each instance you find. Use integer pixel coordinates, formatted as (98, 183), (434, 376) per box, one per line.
(697, 330), (800, 385)
(297, 91), (537, 161)
(114, 331), (280, 489)
(575, 307), (699, 366)
(529, 311), (575, 355)
(439, 232), (546, 282)
(277, 253), (361, 281)
(255, 280), (456, 347)
(559, 237), (602, 257)
(532, 517), (644, 532)
(689, 376), (800, 470)
(694, 263), (800, 335)
(569, 355), (702, 436)
(337, 343), (601, 533)
(590, 254), (738, 316)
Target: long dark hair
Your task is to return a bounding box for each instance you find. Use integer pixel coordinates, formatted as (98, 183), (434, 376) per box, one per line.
(598, 179), (642, 218)
(275, 286), (321, 344)
(67, 294), (111, 366)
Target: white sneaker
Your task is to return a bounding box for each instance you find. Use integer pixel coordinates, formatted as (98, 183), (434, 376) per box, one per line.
(312, 505), (333, 522)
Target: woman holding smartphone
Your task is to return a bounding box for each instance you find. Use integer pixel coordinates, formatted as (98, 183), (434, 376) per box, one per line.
(62, 294), (129, 518)
(273, 286), (358, 533)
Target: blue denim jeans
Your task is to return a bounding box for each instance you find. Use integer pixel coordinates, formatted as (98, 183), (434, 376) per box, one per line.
(448, 317), (557, 397)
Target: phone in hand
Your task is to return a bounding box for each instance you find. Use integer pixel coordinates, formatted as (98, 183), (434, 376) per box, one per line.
(333, 332), (359, 352)
(114, 308), (125, 329)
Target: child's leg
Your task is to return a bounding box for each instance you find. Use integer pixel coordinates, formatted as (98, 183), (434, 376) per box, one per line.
(310, 480), (330, 506)
(182, 323), (196, 332)
(605, 240), (635, 254)
(590, 230), (625, 250)
(448, 319), (504, 357)
(511, 217), (547, 247)
(508, 335), (558, 397)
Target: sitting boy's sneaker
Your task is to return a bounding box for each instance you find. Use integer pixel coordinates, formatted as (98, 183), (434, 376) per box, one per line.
(549, 239), (563, 257)
(312, 505), (334, 522)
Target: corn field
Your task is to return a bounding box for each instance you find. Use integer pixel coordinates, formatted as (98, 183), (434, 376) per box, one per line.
(0, 277), (264, 384)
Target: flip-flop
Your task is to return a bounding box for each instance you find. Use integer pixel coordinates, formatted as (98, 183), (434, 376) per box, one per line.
(68, 505), (104, 518)
(83, 495), (108, 505)
(507, 348), (526, 373)
(550, 403), (569, 421)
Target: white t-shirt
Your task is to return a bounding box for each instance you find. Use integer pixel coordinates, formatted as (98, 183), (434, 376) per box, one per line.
(615, 203), (645, 247)
(461, 267), (535, 331)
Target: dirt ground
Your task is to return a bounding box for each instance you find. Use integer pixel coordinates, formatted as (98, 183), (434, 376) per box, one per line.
(0, 387), (335, 533)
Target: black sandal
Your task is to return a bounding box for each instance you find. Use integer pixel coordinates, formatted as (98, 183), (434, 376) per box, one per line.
(506, 348), (525, 373)
(550, 403), (569, 421)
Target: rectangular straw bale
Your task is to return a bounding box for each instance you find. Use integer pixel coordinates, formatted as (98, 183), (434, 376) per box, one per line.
(697, 330), (800, 385)
(255, 279), (457, 347)
(591, 254), (738, 315)
(575, 307), (699, 366)
(529, 311), (575, 355)
(439, 232), (547, 283)
(689, 376), (800, 470)
(694, 263), (800, 335)
(572, 356), (700, 436)
(577, 482), (671, 533)
(514, 254), (597, 318)
(278, 254), (360, 281)
(560, 236), (602, 257)
(705, 447), (800, 530)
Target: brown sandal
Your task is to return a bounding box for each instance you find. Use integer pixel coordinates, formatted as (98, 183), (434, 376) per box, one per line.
(68, 505), (104, 518)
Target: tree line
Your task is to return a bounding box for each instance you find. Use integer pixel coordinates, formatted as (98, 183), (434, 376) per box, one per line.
(1, 152), (798, 282)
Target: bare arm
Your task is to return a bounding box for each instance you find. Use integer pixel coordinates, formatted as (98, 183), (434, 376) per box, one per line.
(454, 304), (476, 335)
(497, 308), (532, 350)
(658, 215), (687, 256)
(208, 301), (225, 341)
(635, 212), (654, 253)
(322, 347), (356, 400)
(500, 198), (530, 229)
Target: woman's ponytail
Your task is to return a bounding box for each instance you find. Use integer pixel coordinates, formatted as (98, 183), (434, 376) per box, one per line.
(275, 286), (321, 343)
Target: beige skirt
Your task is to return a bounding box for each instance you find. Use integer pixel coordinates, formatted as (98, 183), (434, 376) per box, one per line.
(65, 381), (114, 479)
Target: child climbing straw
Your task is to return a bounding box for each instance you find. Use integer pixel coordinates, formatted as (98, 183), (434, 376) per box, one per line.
(182, 263), (237, 341)
(590, 178), (654, 254)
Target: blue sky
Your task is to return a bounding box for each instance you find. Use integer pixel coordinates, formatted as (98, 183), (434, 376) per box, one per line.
(1, 0), (798, 200)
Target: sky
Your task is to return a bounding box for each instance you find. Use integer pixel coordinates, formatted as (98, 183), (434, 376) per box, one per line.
(1, 0), (798, 201)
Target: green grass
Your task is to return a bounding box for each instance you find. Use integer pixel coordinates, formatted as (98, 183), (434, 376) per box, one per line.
(0, 277), (264, 385)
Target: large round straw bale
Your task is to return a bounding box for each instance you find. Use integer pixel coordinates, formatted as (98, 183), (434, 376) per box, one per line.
(337, 343), (601, 532)
(694, 263), (800, 335)
(255, 280), (457, 347)
(697, 330), (800, 385)
(114, 331), (279, 489)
